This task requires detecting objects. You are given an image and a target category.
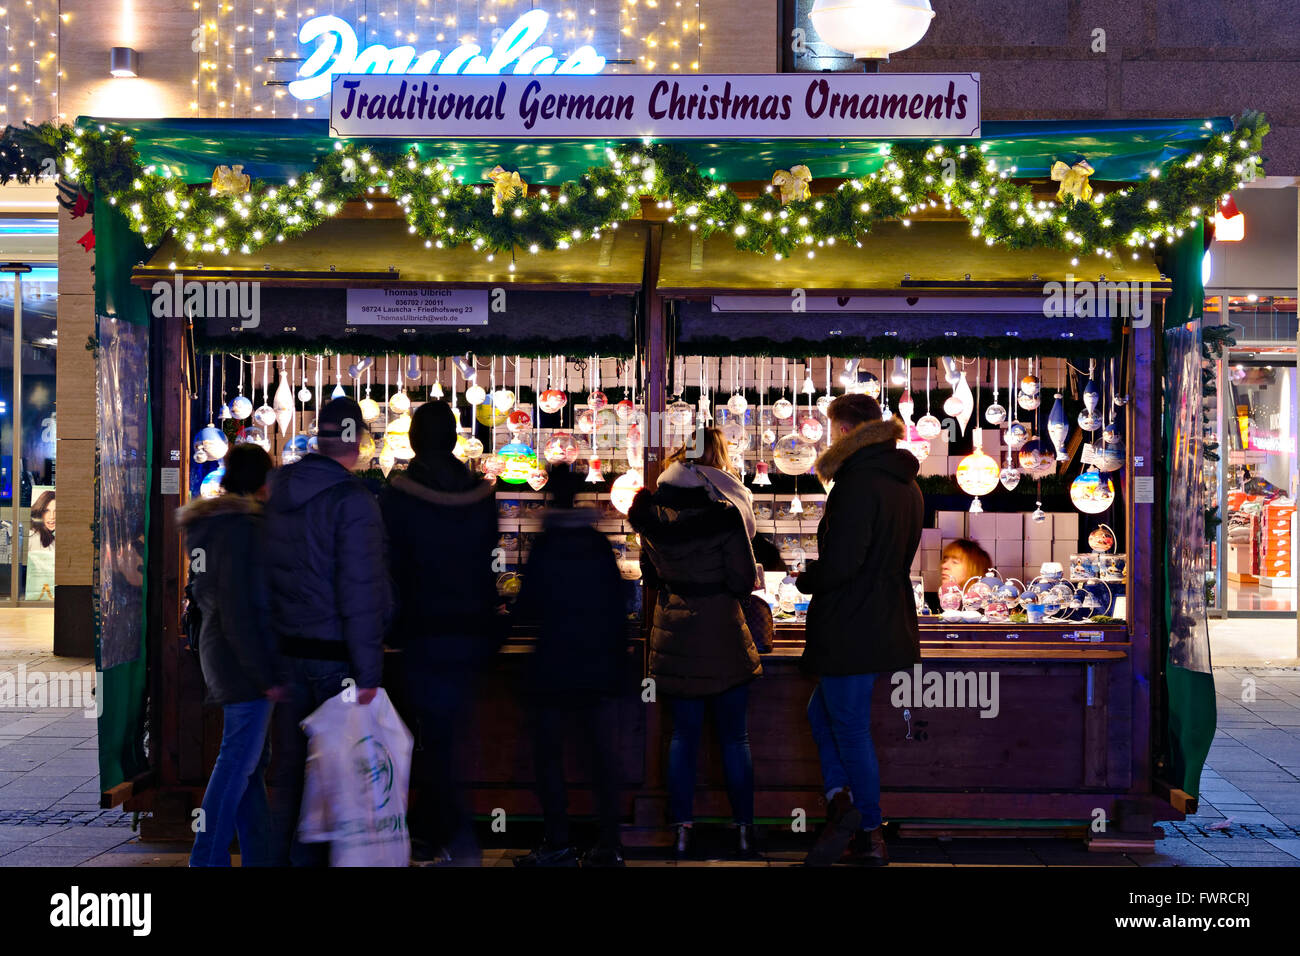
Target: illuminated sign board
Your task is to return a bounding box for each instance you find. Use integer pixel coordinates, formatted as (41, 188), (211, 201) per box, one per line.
(291, 9), (607, 101)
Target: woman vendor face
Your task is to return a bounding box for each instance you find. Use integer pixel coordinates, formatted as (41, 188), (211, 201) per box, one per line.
(43, 499), (55, 532)
(940, 552), (968, 587)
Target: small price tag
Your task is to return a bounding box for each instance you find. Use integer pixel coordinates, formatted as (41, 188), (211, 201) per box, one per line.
(1134, 476), (1155, 504)
(1080, 443), (1102, 467)
(160, 467), (180, 496)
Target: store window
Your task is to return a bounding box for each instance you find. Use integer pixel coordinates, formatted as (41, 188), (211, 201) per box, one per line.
(0, 267), (58, 605)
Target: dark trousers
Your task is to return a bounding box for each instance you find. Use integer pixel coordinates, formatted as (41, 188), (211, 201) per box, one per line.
(532, 693), (622, 848)
(403, 655), (479, 861)
(667, 682), (754, 826)
(268, 657), (351, 867)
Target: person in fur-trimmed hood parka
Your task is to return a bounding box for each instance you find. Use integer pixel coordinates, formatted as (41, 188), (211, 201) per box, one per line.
(797, 393), (923, 868)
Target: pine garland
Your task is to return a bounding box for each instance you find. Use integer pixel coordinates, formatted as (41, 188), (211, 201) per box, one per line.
(1, 112), (1268, 267)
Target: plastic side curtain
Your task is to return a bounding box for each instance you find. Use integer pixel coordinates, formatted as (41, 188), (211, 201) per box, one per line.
(94, 191), (152, 792)
(1163, 321), (1216, 799)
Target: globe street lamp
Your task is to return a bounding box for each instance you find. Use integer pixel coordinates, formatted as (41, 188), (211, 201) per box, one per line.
(809, 0), (936, 72)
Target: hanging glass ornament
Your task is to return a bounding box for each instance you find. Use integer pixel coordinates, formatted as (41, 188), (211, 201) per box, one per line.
(1047, 393), (1070, 460)
(238, 425), (270, 451)
(615, 399), (636, 423)
(585, 457), (604, 483)
(463, 436), (485, 460)
(915, 414), (943, 441)
(943, 372), (974, 435)
(526, 468), (549, 491)
(1020, 371), (1041, 398)
(1017, 390), (1040, 411)
(493, 388), (516, 412)
(378, 444), (396, 478)
(897, 390), (914, 423)
(389, 390), (411, 415)
(231, 393), (252, 420)
(193, 446), (209, 465)
(722, 420), (750, 450)
(539, 388), (568, 414)
(1078, 408), (1102, 431)
(985, 358), (1005, 425)
(1018, 438), (1055, 477)
(1088, 526), (1116, 553)
(899, 424), (930, 463)
(1083, 377), (1100, 413)
(200, 466), (225, 499)
(507, 409), (532, 433)
(481, 455), (506, 479)
(667, 398), (693, 429)
(939, 356), (960, 387)
(197, 424), (228, 460)
(465, 383), (487, 406)
(298, 364), (313, 404)
(611, 471), (644, 514)
(1097, 442), (1125, 472)
(816, 394), (832, 416)
(576, 408), (595, 434)
(761, 427), (778, 446)
(253, 403), (276, 428)
(798, 413), (824, 443)
(281, 434), (310, 466)
(772, 397), (794, 420)
(544, 432), (577, 465)
(1070, 470), (1117, 515)
(331, 382), (346, 400)
(752, 460), (772, 486)
(999, 464), (1021, 491)
(499, 441), (538, 485)
(773, 434), (817, 475)
(860, 371), (881, 399)
(956, 435), (1000, 513)
(587, 389), (608, 412)
(727, 392), (748, 416)
(1031, 501), (1048, 524)
(347, 356), (374, 379)
(359, 392), (381, 423)
(1006, 421), (1031, 450)
(218, 403), (233, 421)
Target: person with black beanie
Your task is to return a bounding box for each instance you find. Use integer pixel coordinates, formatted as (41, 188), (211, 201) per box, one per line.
(380, 399), (498, 866)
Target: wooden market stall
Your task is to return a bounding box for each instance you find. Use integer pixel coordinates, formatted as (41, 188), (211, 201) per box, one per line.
(54, 113), (1264, 849)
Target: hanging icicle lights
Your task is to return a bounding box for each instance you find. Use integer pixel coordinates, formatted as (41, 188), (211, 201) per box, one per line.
(42, 112), (1268, 266)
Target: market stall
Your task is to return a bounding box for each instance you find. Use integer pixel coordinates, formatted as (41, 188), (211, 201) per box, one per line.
(31, 106), (1266, 847)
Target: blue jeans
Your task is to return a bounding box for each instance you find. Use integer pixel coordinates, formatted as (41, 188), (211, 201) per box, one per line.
(268, 658), (352, 867)
(667, 683), (753, 826)
(190, 698), (274, 867)
(807, 674), (882, 830)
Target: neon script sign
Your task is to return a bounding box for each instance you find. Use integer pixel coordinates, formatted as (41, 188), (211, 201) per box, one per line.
(290, 9), (607, 100)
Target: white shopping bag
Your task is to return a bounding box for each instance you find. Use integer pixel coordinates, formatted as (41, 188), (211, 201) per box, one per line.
(297, 687), (414, 867)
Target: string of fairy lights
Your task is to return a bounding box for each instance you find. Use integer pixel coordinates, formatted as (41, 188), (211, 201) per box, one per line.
(192, 0), (704, 119)
(1, 0), (62, 124)
(51, 111), (1267, 270)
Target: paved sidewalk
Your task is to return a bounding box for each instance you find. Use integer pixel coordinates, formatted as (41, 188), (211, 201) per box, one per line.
(3, 645), (1299, 864)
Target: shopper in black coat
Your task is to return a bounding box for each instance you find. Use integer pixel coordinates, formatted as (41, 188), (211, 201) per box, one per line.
(798, 394), (923, 868)
(178, 444), (278, 867)
(379, 399), (498, 866)
(511, 465), (630, 867)
(264, 397), (394, 867)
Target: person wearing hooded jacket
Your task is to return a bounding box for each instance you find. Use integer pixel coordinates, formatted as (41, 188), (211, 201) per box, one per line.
(798, 393), (923, 868)
(178, 444), (277, 866)
(380, 399), (498, 865)
(264, 397), (394, 867)
(627, 426), (764, 860)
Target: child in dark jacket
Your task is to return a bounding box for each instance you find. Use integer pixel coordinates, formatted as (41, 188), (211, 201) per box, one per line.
(511, 465), (630, 868)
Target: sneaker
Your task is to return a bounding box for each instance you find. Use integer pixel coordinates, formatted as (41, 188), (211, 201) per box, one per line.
(581, 844), (626, 867)
(513, 842), (581, 867)
(804, 794), (862, 866)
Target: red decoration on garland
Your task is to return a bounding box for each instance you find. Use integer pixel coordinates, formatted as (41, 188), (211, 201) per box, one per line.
(70, 192), (90, 219)
(76, 228), (95, 252)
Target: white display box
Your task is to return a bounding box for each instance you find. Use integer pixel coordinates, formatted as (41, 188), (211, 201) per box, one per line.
(1054, 512), (1080, 542)
(918, 454), (948, 477)
(994, 539), (1024, 568)
(920, 528), (942, 550)
(1025, 513), (1054, 540)
(996, 513), (1024, 539)
(967, 512), (997, 542)
(921, 550), (941, 573)
(1051, 541), (1075, 566)
(1025, 539), (1053, 567)
(922, 570), (941, 592)
(935, 511), (966, 538)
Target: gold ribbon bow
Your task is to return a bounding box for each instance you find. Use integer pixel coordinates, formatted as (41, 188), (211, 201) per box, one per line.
(771, 165), (812, 205)
(211, 164), (250, 196)
(1050, 159), (1094, 203)
(487, 165), (527, 215)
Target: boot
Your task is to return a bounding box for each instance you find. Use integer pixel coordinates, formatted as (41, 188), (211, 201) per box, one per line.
(804, 793), (862, 866)
(735, 824), (762, 860)
(842, 827), (889, 867)
(673, 824), (694, 860)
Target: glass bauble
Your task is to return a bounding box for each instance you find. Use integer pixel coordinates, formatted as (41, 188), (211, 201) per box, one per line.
(773, 434), (817, 475)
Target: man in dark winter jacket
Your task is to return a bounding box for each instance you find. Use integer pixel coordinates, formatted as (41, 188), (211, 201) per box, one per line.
(380, 399), (497, 865)
(798, 393), (923, 867)
(264, 396), (393, 867)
